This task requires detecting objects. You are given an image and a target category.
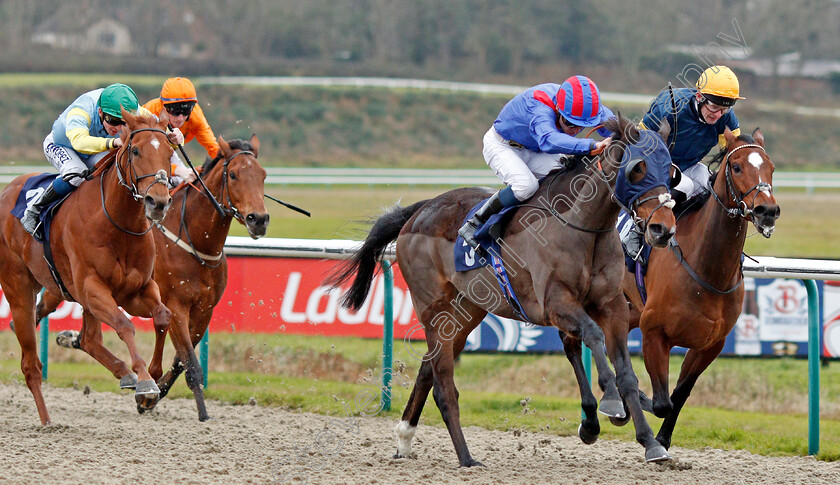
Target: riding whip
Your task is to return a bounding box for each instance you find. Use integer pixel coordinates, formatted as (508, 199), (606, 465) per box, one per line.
(168, 123), (226, 217)
(264, 194), (311, 217)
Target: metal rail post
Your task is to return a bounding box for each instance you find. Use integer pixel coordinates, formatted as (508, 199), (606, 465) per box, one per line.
(804, 279), (820, 455)
(38, 307), (49, 380)
(381, 261), (394, 411)
(199, 330), (209, 388)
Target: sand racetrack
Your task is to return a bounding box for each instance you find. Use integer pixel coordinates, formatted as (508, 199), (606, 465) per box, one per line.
(1, 382), (838, 484)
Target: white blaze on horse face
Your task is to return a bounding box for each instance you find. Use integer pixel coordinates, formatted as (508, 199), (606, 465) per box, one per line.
(747, 152), (763, 171)
(150, 138), (161, 150)
(396, 420), (417, 456)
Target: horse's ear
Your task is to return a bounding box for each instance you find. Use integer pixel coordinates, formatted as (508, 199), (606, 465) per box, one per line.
(723, 127), (736, 147)
(658, 118), (671, 143)
(121, 106), (136, 127)
(619, 113), (639, 144)
(751, 127), (764, 147)
(218, 135), (231, 156)
(249, 133), (260, 157)
(158, 108), (170, 127)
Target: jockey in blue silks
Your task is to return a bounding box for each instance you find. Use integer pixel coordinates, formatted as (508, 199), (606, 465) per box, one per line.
(458, 75), (615, 251)
(621, 65), (744, 259)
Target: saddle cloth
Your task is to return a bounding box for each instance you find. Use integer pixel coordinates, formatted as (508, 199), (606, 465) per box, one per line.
(11, 174), (65, 242)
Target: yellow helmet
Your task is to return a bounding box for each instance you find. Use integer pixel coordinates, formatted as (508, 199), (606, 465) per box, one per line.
(695, 66), (744, 106)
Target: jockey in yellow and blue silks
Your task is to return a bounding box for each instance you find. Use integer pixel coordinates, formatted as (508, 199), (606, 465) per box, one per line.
(458, 75), (615, 251)
(620, 65), (743, 260)
(640, 65), (743, 204)
(21, 83), (182, 236)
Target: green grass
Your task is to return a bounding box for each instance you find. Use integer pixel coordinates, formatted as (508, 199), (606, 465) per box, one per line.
(2, 331), (840, 460)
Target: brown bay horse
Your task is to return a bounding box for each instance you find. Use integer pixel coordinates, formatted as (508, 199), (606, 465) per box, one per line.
(34, 135), (269, 421)
(622, 128), (780, 449)
(329, 116), (678, 466)
(0, 110), (173, 424)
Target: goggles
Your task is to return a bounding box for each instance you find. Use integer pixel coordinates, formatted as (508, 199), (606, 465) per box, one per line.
(559, 115), (581, 129)
(102, 112), (125, 126)
(165, 101), (196, 117)
(704, 101), (731, 115)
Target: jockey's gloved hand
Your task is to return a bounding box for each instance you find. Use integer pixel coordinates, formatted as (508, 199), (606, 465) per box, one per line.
(167, 128), (184, 146)
(172, 164), (197, 184)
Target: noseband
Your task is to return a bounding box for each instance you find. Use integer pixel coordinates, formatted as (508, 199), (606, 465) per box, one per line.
(709, 143), (772, 220)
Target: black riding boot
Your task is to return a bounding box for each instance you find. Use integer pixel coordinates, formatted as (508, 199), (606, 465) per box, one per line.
(458, 190), (506, 251)
(21, 184), (64, 236)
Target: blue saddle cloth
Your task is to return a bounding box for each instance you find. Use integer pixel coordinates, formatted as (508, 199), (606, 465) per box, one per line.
(454, 199), (519, 272)
(11, 174), (64, 243)
(454, 198), (531, 322)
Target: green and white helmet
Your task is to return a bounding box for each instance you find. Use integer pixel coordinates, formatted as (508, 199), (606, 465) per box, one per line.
(99, 83), (138, 118)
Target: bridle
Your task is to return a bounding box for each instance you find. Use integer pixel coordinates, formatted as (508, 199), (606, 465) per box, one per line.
(709, 143), (772, 220)
(101, 127), (171, 236)
(155, 148), (257, 266)
(668, 142), (771, 295)
(217, 149), (256, 224)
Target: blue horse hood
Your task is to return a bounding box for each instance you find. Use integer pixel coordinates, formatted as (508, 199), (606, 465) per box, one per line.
(614, 129), (672, 207)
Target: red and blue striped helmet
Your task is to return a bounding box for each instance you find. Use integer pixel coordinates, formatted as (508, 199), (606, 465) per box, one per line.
(556, 75), (603, 127)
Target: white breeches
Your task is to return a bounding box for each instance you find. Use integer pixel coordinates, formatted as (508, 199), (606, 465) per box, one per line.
(483, 126), (568, 201)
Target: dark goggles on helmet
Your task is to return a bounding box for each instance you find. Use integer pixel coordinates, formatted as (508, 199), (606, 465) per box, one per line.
(165, 101), (196, 117)
(102, 112), (125, 126)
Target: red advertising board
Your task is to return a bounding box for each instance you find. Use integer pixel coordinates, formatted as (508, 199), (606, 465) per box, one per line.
(0, 256), (422, 339)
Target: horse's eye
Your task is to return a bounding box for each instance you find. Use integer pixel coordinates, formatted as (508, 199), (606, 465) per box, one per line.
(229, 171), (238, 181)
(732, 164), (742, 174)
(131, 147), (140, 156)
(633, 164), (644, 174)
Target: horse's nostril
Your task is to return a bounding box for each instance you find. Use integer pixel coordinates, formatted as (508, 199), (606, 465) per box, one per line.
(753, 205), (766, 216)
(246, 214), (255, 222)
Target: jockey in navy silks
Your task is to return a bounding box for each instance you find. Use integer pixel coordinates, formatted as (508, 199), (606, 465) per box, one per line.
(458, 75), (615, 251)
(620, 65), (744, 259)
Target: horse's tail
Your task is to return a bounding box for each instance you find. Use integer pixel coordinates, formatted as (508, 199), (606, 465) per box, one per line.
(328, 199), (430, 311)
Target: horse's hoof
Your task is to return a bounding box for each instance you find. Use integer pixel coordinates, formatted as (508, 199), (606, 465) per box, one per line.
(56, 330), (81, 349)
(135, 380), (161, 407)
(577, 423), (599, 445)
(598, 399), (626, 419)
(609, 414), (631, 427)
(120, 374), (139, 389)
(645, 445), (672, 463)
(393, 453), (406, 459)
(461, 459), (485, 468)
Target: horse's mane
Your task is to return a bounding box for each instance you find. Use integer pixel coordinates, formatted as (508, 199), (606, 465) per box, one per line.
(200, 139), (253, 177)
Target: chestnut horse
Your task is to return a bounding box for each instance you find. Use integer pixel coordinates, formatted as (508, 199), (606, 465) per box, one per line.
(34, 135), (269, 421)
(622, 128), (780, 449)
(0, 110), (173, 424)
(329, 116), (677, 466)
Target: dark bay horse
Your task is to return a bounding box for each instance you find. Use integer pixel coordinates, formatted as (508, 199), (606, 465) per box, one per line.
(34, 135), (269, 421)
(0, 109), (173, 425)
(622, 128), (780, 449)
(329, 115), (677, 466)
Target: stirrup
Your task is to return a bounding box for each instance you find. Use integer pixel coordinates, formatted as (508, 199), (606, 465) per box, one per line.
(458, 220), (482, 251)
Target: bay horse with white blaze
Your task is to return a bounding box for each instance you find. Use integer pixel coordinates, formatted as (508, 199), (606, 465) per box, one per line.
(622, 128), (780, 449)
(34, 135), (269, 421)
(0, 109), (173, 424)
(329, 115), (678, 466)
